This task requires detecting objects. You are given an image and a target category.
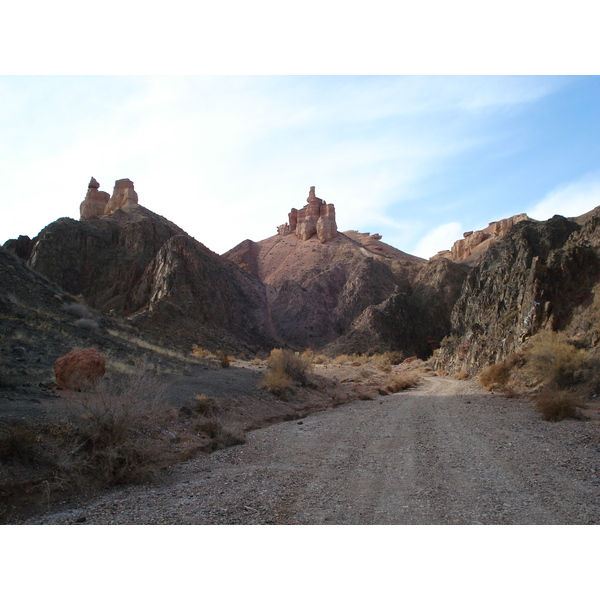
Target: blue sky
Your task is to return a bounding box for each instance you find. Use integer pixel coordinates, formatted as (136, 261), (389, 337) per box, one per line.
(1, 75), (598, 258)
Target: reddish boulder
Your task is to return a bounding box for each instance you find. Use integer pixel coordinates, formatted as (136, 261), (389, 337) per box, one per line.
(54, 347), (106, 390)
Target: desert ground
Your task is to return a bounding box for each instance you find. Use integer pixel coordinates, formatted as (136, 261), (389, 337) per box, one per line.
(20, 370), (600, 525)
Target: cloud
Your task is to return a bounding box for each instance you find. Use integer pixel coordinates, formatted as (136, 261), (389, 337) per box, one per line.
(528, 173), (600, 221)
(412, 222), (463, 260)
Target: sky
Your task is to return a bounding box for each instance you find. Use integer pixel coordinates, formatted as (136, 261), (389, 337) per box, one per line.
(1, 75), (599, 259)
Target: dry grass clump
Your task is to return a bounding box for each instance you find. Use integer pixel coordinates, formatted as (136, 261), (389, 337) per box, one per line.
(215, 349), (230, 368)
(312, 354), (328, 365)
(191, 344), (212, 359)
(373, 351), (405, 372)
(61, 302), (95, 320)
(478, 361), (512, 390)
(194, 417), (246, 450)
(524, 331), (586, 387)
(260, 349), (311, 399)
(65, 368), (167, 484)
(193, 394), (215, 417)
(267, 349), (310, 383)
(0, 424), (39, 462)
(260, 368), (293, 399)
(454, 370), (469, 380)
(532, 388), (581, 422)
(385, 371), (421, 393)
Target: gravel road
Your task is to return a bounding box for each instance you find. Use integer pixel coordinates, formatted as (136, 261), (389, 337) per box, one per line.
(26, 376), (600, 525)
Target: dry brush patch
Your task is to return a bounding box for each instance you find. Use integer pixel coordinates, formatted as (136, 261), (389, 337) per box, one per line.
(385, 371), (422, 393)
(260, 349), (311, 399)
(523, 331), (586, 388)
(532, 387), (583, 422)
(478, 361), (513, 390)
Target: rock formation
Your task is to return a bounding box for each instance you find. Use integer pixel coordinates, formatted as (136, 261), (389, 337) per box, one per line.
(80, 177), (138, 220)
(80, 177), (110, 220)
(436, 210), (600, 373)
(431, 214), (531, 263)
(54, 347), (106, 390)
(278, 187), (338, 243)
(29, 199), (275, 354)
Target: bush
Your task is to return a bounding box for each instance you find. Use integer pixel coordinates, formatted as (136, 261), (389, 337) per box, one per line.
(66, 368), (166, 484)
(478, 362), (512, 389)
(215, 350), (230, 368)
(259, 368), (293, 399)
(267, 349), (310, 383)
(532, 387), (580, 422)
(312, 354), (328, 365)
(193, 394), (215, 417)
(454, 370), (469, 380)
(191, 345), (212, 359)
(74, 318), (99, 329)
(0, 424), (39, 462)
(524, 331), (586, 387)
(62, 302), (95, 320)
(385, 372), (421, 393)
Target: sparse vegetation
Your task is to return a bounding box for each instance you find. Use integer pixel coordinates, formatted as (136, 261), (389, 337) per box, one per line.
(532, 387), (581, 422)
(259, 349), (311, 399)
(524, 331), (586, 387)
(478, 361), (512, 390)
(267, 348), (310, 384)
(64, 368), (167, 484)
(61, 302), (95, 320)
(385, 371), (421, 392)
(193, 394), (215, 417)
(215, 350), (230, 368)
(74, 317), (99, 329)
(454, 370), (469, 380)
(191, 345), (212, 359)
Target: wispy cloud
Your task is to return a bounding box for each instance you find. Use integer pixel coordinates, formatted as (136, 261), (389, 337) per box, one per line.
(412, 222), (463, 260)
(0, 76), (584, 255)
(528, 173), (600, 220)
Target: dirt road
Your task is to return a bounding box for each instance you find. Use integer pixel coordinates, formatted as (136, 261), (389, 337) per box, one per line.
(26, 376), (600, 524)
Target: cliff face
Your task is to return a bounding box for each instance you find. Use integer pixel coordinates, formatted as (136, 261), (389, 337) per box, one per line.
(437, 210), (600, 372)
(27, 202), (275, 354)
(431, 214), (531, 263)
(225, 227), (467, 357)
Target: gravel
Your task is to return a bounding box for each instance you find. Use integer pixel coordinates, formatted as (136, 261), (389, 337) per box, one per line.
(25, 376), (600, 525)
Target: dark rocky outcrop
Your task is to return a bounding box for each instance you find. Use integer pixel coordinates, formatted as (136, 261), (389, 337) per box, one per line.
(436, 209), (600, 372)
(26, 204), (276, 354)
(226, 226), (467, 357)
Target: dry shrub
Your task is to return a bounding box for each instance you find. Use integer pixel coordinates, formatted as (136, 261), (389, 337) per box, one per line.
(260, 368), (292, 399)
(374, 352), (404, 372)
(312, 354), (328, 365)
(454, 370), (469, 380)
(191, 345), (212, 359)
(249, 356), (263, 366)
(334, 354), (352, 365)
(66, 368), (167, 484)
(385, 372), (421, 392)
(194, 418), (246, 450)
(74, 318), (99, 329)
(61, 302), (94, 320)
(215, 349), (230, 368)
(478, 362), (512, 390)
(301, 349), (315, 363)
(267, 349), (310, 383)
(524, 331), (586, 387)
(532, 387), (580, 422)
(0, 424), (39, 462)
(193, 394), (215, 417)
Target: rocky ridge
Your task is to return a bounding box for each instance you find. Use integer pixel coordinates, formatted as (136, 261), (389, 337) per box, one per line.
(431, 213), (531, 263)
(437, 208), (600, 372)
